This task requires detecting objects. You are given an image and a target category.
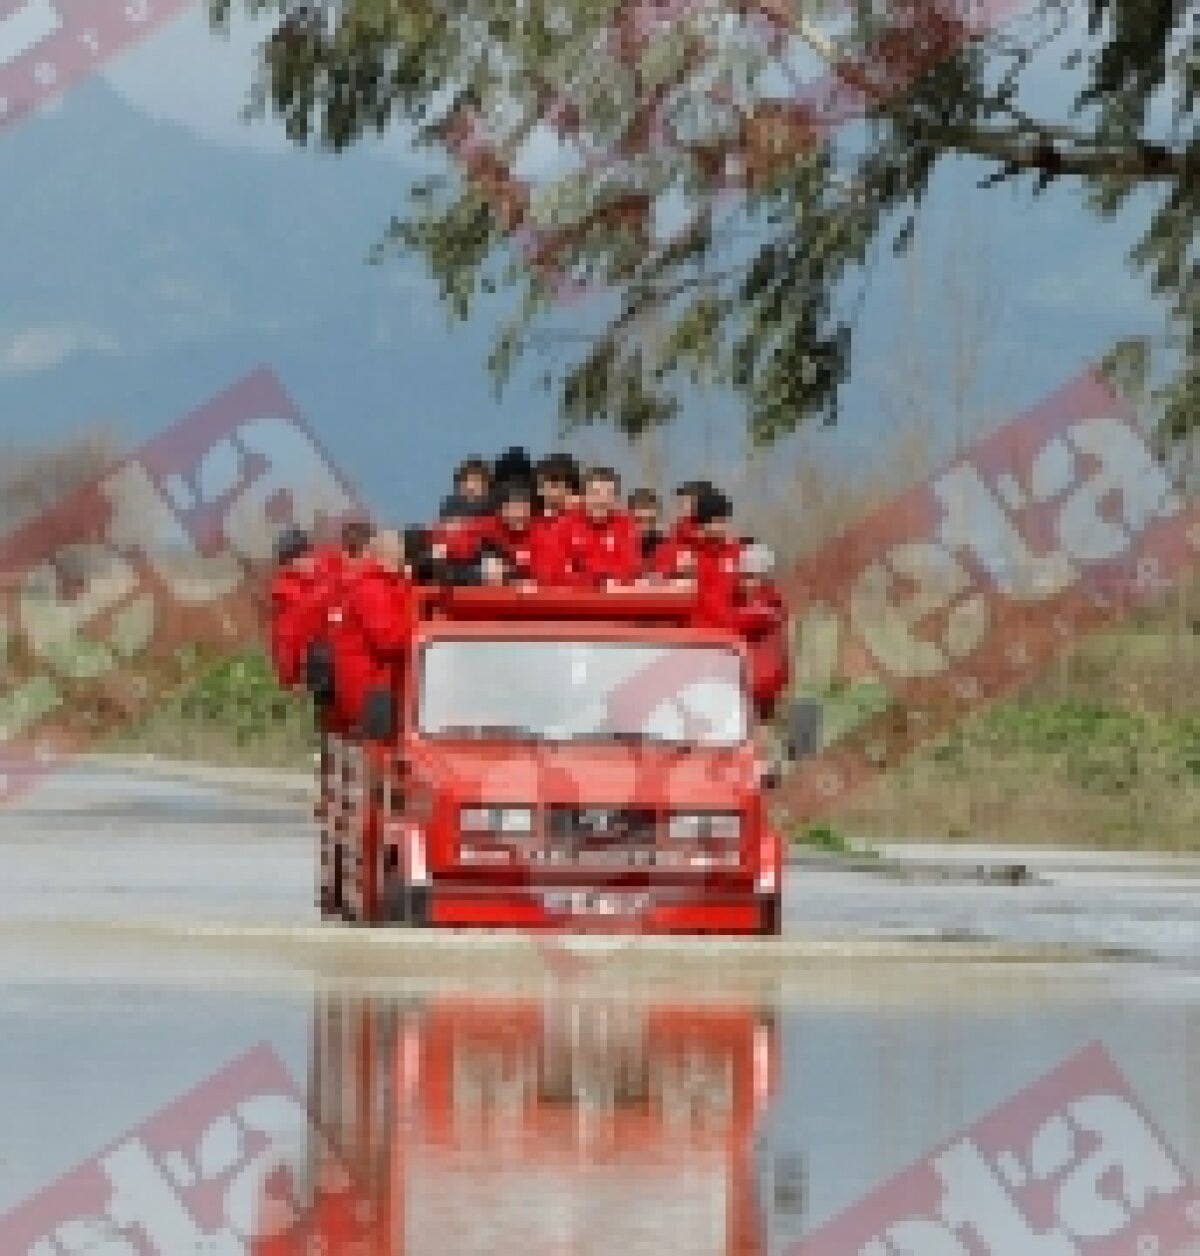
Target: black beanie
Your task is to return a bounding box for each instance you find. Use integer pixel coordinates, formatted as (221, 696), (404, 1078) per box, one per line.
(693, 487), (732, 526)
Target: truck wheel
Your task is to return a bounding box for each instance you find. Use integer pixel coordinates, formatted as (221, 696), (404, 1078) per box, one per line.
(375, 838), (430, 927)
(407, 884), (430, 928)
(760, 890), (782, 937)
(378, 882), (430, 927)
(327, 842), (346, 921)
(376, 841), (408, 925)
(379, 879), (410, 925)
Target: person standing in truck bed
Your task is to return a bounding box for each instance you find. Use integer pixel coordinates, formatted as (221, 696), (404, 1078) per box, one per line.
(628, 487), (665, 568)
(472, 479), (564, 586)
(437, 456), (493, 521)
(556, 466), (641, 587)
(535, 454), (583, 524)
(653, 479), (713, 581)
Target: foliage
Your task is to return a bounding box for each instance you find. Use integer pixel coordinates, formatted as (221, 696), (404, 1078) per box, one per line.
(790, 818), (878, 858)
(966, 698), (1200, 794)
(209, 0), (1196, 446)
(106, 647), (315, 766)
(174, 650), (304, 745)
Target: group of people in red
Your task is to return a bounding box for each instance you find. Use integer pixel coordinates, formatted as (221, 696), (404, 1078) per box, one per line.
(269, 446), (789, 734)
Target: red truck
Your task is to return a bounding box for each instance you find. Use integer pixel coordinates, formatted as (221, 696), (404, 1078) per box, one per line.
(316, 584), (814, 936)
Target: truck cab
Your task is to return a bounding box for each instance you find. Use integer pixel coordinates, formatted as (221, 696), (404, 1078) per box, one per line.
(319, 585), (785, 935)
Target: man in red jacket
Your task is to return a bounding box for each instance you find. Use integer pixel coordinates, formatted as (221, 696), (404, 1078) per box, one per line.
(736, 542), (790, 719)
(335, 529), (415, 736)
(628, 486), (665, 569)
(690, 491), (790, 717)
(556, 466), (641, 587)
(268, 527), (317, 689)
(535, 453), (582, 521)
(653, 479), (713, 580)
(473, 480), (563, 585)
(690, 488), (744, 624)
(334, 530), (415, 734)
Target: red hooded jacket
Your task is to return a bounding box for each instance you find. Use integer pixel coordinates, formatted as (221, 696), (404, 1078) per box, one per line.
(692, 536), (789, 717)
(737, 581), (789, 718)
(332, 558), (415, 734)
(556, 508), (641, 586)
(269, 562), (319, 688)
(268, 545), (344, 689)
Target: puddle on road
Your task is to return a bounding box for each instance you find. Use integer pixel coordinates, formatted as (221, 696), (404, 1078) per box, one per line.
(1, 956), (1197, 1253)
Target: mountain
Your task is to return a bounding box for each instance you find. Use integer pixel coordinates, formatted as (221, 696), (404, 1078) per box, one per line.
(0, 77), (564, 517)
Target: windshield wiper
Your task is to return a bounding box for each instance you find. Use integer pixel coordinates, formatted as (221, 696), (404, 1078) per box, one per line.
(433, 723), (541, 741)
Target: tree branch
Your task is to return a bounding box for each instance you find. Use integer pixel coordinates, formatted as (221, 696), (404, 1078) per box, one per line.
(918, 124), (1187, 181)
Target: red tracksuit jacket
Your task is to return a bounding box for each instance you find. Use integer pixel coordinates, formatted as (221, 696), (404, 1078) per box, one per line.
(472, 515), (564, 583)
(693, 537), (789, 717)
(738, 581), (789, 718)
(268, 563), (317, 688)
(556, 508), (641, 586)
(652, 518), (702, 580)
(333, 558), (415, 733)
(430, 515), (485, 564)
(268, 545), (344, 689)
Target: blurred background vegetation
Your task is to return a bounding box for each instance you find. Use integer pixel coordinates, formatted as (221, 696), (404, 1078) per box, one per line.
(3, 416), (1195, 848)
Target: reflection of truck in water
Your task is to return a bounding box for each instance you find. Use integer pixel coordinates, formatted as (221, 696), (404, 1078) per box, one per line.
(318, 587), (816, 935)
(252, 992), (781, 1254)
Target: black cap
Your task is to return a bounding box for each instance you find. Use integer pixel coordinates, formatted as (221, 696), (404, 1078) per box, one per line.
(537, 453), (581, 492)
(693, 487), (732, 526)
(494, 445), (533, 483)
(273, 527), (310, 566)
(675, 478), (714, 499)
(403, 525), (430, 555)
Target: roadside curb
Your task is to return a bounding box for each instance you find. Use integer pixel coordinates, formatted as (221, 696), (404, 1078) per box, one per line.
(77, 752), (312, 800)
(787, 849), (1041, 885)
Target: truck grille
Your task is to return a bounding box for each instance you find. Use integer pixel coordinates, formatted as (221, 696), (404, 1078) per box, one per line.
(541, 805), (658, 867)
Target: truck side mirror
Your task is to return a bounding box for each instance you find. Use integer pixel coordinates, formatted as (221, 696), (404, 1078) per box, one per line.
(360, 686), (397, 742)
(785, 698), (821, 761)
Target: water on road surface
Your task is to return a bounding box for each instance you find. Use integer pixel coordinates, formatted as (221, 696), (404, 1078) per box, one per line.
(1, 763), (1197, 1252)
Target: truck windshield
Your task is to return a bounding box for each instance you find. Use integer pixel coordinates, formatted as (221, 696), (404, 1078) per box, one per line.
(419, 639), (748, 745)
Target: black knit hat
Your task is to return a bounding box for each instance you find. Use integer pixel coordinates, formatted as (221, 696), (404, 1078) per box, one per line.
(693, 486), (732, 526)
(675, 478), (714, 499)
(493, 446), (534, 485)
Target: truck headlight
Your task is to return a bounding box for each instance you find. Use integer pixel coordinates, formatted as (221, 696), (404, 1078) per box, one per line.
(668, 812), (741, 841)
(460, 806), (534, 836)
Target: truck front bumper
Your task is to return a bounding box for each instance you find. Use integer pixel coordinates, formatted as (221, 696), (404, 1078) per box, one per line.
(419, 882), (777, 935)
